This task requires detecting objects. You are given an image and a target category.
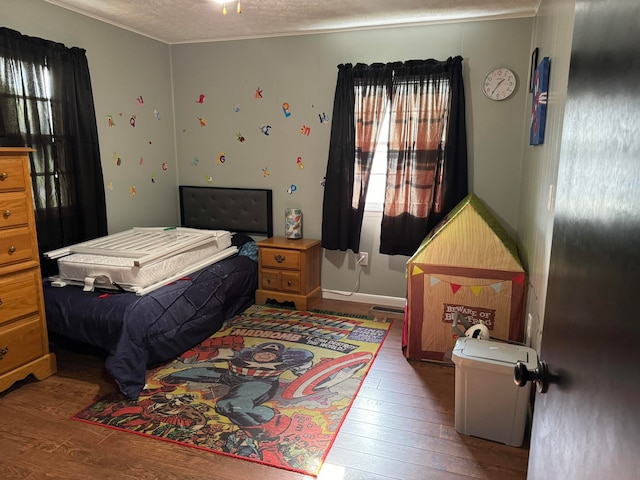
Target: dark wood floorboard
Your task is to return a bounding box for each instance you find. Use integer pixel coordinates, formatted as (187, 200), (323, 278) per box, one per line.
(0, 298), (529, 479)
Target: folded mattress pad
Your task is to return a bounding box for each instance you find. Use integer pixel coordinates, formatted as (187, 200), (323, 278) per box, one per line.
(47, 227), (235, 295)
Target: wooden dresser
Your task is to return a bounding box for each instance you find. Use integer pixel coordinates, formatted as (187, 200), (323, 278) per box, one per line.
(255, 236), (321, 310)
(0, 147), (56, 393)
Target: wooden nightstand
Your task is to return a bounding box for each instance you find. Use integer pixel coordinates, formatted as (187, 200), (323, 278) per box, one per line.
(255, 237), (321, 310)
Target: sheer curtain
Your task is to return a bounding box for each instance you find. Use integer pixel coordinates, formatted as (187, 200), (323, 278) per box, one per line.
(321, 56), (467, 256)
(0, 28), (107, 276)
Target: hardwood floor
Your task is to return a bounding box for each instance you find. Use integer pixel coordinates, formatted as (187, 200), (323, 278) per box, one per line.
(0, 298), (529, 479)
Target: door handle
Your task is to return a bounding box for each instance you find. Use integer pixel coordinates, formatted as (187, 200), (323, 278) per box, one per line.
(514, 359), (549, 394)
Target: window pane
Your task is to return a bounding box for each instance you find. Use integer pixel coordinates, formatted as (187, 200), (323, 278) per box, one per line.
(1, 57), (64, 208)
(364, 106), (389, 211)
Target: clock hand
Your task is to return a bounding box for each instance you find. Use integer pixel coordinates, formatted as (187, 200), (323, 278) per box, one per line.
(491, 79), (506, 94)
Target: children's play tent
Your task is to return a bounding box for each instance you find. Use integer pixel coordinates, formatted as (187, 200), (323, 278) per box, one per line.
(404, 193), (526, 363)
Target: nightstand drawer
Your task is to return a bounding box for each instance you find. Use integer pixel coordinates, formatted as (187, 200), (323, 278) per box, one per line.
(261, 247), (300, 270)
(281, 271), (301, 292)
(261, 270), (281, 290)
(260, 269), (302, 293)
(0, 316), (44, 375)
(0, 158), (27, 192)
(0, 268), (41, 326)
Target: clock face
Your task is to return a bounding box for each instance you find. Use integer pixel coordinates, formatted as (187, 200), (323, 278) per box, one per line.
(482, 67), (517, 101)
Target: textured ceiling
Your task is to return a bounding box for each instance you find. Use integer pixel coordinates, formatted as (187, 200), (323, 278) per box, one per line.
(44, 0), (540, 44)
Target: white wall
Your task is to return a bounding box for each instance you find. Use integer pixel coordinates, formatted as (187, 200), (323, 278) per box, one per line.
(517, 0), (576, 350)
(172, 19), (534, 300)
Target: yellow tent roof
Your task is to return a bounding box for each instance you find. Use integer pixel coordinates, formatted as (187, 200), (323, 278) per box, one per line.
(407, 193), (523, 272)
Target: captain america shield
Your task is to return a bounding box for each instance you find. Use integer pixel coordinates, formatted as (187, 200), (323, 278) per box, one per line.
(281, 351), (373, 399)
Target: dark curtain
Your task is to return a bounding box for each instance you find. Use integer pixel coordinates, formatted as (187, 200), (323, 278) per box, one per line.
(380, 57), (468, 255)
(0, 27), (107, 276)
(321, 64), (356, 251)
(321, 63), (391, 252)
(321, 56), (467, 256)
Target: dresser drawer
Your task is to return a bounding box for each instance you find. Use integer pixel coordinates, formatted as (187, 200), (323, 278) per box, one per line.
(0, 158), (27, 192)
(0, 227), (36, 267)
(0, 316), (44, 375)
(261, 247), (300, 270)
(0, 269), (40, 325)
(0, 191), (30, 229)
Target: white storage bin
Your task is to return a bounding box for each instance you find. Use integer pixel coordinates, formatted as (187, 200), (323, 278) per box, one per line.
(451, 337), (537, 447)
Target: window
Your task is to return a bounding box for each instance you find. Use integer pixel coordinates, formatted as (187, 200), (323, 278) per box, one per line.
(364, 106), (389, 212)
(322, 57), (468, 256)
(0, 27), (108, 275)
(0, 57), (70, 208)
(363, 76), (451, 214)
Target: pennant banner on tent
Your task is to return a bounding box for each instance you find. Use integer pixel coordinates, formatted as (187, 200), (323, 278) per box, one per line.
(424, 274), (513, 296)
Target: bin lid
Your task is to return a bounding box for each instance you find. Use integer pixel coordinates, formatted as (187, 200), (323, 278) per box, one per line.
(453, 338), (536, 367)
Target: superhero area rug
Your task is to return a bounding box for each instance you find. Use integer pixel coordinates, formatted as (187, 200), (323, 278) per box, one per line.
(72, 305), (393, 477)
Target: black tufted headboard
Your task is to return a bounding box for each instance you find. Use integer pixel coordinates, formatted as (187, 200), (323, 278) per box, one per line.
(179, 186), (273, 237)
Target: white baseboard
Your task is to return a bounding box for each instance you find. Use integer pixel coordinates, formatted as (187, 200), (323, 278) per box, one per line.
(322, 289), (406, 309)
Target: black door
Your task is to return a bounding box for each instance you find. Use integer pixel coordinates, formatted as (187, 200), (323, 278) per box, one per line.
(526, 1), (640, 479)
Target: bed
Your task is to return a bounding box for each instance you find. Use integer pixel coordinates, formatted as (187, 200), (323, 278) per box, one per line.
(43, 186), (273, 400)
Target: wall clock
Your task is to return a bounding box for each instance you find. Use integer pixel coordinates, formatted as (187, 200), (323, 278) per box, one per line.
(482, 67), (517, 101)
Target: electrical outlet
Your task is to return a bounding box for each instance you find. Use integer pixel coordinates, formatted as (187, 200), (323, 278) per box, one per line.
(358, 252), (369, 266)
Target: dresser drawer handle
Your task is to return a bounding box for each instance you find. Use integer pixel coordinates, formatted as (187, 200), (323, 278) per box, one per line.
(274, 254), (286, 263)
(3, 210), (11, 218)
(287, 280), (292, 286)
(0, 172), (7, 180)
(0, 346), (8, 360)
(8, 245), (16, 254)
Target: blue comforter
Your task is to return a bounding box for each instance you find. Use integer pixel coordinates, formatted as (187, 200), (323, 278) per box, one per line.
(43, 254), (258, 399)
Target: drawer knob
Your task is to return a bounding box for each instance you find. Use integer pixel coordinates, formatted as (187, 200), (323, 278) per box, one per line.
(274, 254), (285, 263)
(8, 245), (16, 254)
(0, 346), (8, 359)
(0, 172), (7, 180)
(3, 210), (11, 218)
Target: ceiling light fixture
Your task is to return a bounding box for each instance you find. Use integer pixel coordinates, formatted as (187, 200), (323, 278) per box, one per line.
(211, 0), (242, 15)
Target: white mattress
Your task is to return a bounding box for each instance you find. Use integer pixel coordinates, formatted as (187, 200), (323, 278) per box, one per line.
(47, 228), (236, 295)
